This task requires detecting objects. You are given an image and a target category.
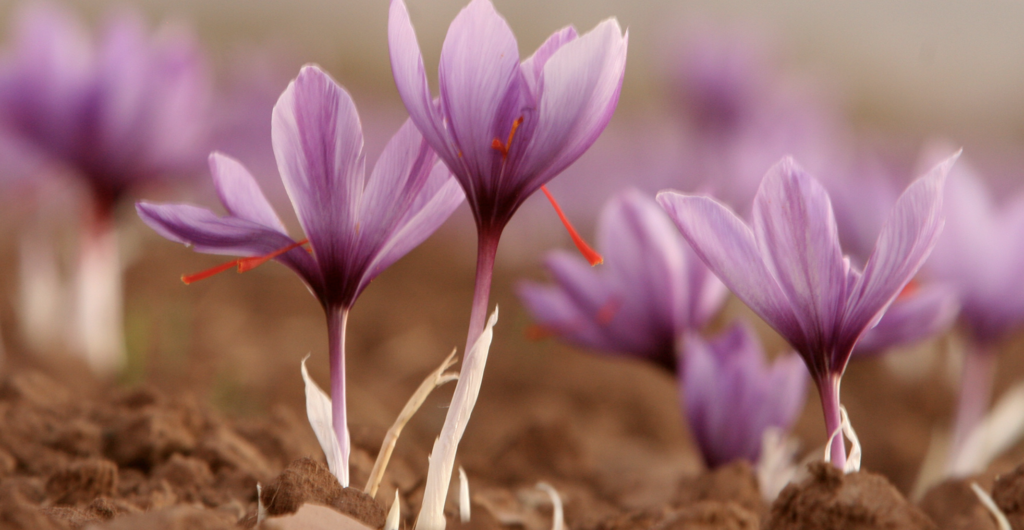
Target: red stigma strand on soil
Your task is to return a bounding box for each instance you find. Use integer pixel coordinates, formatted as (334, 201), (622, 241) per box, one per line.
(181, 239), (310, 284)
(541, 185), (604, 266)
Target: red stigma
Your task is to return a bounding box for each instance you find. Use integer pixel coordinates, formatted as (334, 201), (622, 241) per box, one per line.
(491, 116), (524, 158)
(897, 278), (920, 300)
(181, 239), (310, 285)
(541, 185), (603, 266)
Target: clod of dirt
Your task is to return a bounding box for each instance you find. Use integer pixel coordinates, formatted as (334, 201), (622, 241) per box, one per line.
(765, 462), (937, 529)
(256, 457), (387, 528)
(584, 508), (673, 530)
(152, 454), (215, 504)
(654, 501), (760, 530)
(0, 371), (71, 410)
(87, 506), (237, 529)
(106, 408), (197, 467)
(992, 462), (1024, 529)
(0, 488), (65, 530)
(675, 461), (764, 516)
(41, 497), (138, 528)
(46, 457), (118, 505)
(918, 478), (998, 530)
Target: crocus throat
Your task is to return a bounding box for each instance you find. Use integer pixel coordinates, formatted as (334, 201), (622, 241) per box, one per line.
(541, 186), (603, 266)
(181, 239), (311, 285)
(491, 117), (524, 158)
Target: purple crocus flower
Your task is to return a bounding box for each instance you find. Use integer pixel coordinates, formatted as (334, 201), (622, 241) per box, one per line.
(137, 65), (465, 486)
(682, 320), (807, 468)
(923, 153), (1024, 456)
(389, 1), (626, 523)
(0, 3), (210, 372)
(518, 188), (726, 371)
(657, 154), (957, 468)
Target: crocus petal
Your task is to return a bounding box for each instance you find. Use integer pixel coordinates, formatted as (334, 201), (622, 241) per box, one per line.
(137, 201), (292, 256)
(751, 157), (847, 348)
(273, 65), (366, 280)
(520, 26), (578, 99)
(855, 284), (960, 355)
(363, 163), (465, 288)
(520, 19), (628, 191)
(301, 356), (347, 486)
(657, 191), (805, 347)
(209, 152), (286, 233)
(844, 152), (957, 345)
(360, 119), (446, 245)
(135, 201), (320, 283)
(387, 0), (452, 161)
(437, 0), (522, 181)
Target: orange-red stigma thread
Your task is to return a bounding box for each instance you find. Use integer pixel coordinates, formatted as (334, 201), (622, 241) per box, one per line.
(181, 239), (310, 285)
(541, 185), (603, 266)
(897, 278), (920, 300)
(490, 116), (524, 158)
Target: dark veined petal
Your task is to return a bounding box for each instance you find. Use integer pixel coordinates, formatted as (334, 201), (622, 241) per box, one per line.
(751, 157), (848, 350)
(272, 64), (365, 282)
(436, 0), (522, 189)
(135, 201), (321, 287)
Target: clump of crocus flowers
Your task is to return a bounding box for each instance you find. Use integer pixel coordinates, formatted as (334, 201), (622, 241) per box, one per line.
(658, 153), (958, 468)
(520, 189), (808, 471)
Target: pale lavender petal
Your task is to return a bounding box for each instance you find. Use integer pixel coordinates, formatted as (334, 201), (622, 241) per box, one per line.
(681, 322), (808, 467)
(387, 0), (452, 161)
(843, 152), (957, 348)
(519, 26), (577, 99)
(657, 191), (805, 348)
(519, 19), (628, 192)
(751, 157), (847, 348)
(437, 0), (521, 183)
(272, 64), (365, 279)
(360, 119), (441, 244)
(209, 152), (286, 233)
(855, 284), (960, 355)
(517, 281), (611, 353)
(599, 189), (683, 339)
(363, 163), (464, 288)
(136, 201), (321, 288)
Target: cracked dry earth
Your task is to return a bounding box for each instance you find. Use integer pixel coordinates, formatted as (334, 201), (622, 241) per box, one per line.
(3, 236), (1024, 529)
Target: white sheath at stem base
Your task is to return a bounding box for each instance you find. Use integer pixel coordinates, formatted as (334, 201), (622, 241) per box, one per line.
(414, 307), (498, 530)
(74, 218), (125, 374)
(301, 355), (348, 486)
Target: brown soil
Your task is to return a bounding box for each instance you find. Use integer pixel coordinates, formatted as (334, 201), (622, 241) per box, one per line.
(2, 233), (1024, 529)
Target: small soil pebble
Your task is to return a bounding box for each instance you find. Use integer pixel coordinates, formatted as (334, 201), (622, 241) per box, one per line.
(766, 462), (937, 529)
(918, 478), (998, 530)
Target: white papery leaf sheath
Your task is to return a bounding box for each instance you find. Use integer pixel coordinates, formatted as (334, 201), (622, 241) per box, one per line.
(415, 307), (498, 530)
(949, 382), (1024, 477)
(301, 355), (348, 487)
